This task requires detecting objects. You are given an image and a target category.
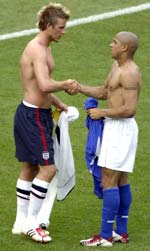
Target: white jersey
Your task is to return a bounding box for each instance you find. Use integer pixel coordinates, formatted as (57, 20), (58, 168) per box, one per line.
(98, 117), (138, 173)
(37, 107), (79, 226)
(54, 106), (79, 200)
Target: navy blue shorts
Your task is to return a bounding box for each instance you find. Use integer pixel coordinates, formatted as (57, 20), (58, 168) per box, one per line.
(14, 102), (54, 166)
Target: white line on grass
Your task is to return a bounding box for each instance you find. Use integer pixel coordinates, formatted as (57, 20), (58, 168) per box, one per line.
(0, 3), (150, 41)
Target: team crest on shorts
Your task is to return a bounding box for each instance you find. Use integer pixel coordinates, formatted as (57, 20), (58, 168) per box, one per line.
(42, 151), (49, 160)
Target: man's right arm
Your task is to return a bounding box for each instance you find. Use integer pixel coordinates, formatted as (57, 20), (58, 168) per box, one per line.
(32, 46), (75, 93)
(79, 83), (107, 100)
(76, 63), (117, 99)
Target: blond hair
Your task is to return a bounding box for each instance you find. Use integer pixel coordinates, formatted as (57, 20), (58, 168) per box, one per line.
(37, 3), (70, 30)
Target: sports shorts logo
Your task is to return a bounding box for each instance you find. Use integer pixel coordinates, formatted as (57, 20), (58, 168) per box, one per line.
(42, 151), (49, 160)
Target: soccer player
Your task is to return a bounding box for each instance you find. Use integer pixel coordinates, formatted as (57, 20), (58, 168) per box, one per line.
(69, 31), (141, 247)
(12, 3), (79, 243)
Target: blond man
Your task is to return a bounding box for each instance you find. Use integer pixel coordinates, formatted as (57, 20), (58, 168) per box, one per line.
(12, 3), (78, 243)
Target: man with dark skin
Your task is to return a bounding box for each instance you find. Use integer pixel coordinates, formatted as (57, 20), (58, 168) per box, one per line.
(69, 31), (141, 247)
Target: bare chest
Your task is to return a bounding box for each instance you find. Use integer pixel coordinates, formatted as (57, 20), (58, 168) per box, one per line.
(107, 66), (121, 91)
(47, 49), (55, 73)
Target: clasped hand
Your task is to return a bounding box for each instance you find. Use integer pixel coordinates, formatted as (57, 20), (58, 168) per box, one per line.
(65, 79), (80, 95)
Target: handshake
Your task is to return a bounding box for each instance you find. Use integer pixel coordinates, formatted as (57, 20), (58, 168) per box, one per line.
(65, 79), (80, 95)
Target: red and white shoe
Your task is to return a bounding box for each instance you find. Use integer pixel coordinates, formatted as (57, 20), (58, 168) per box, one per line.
(23, 227), (52, 243)
(12, 222), (23, 235)
(39, 223), (49, 235)
(113, 231), (129, 243)
(12, 221), (49, 238)
(80, 235), (113, 247)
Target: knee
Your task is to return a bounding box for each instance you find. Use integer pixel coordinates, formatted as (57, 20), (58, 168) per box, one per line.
(102, 175), (117, 189)
(50, 165), (57, 178)
(20, 163), (38, 181)
(39, 165), (57, 182)
(102, 168), (120, 189)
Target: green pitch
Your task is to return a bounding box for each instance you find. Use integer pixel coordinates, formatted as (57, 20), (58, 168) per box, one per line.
(0, 1), (149, 250)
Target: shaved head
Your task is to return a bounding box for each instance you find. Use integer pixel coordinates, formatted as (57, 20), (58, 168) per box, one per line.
(116, 31), (138, 56)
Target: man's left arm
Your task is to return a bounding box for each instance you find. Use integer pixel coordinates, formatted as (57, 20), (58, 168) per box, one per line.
(87, 70), (140, 119)
(49, 94), (68, 112)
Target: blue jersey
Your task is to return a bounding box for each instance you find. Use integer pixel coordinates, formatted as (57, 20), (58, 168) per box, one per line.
(84, 97), (104, 199)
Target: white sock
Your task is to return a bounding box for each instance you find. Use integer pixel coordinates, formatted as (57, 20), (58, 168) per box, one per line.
(37, 175), (57, 227)
(27, 178), (49, 227)
(14, 179), (31, 225)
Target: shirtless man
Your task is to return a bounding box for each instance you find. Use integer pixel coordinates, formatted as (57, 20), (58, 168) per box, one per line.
(12, 3), (78, 243)
(75, 31), (141, 247)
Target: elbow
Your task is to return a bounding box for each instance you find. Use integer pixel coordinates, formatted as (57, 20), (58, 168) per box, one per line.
(38, 79), (54, 93)
(97, 93), (107, 100)
(97, 89), (107, 100)
(40, 86), (48, 93)
(124, 107), (136, 117)
(40, 86), (50, 93)
(39, 84), (53, 93)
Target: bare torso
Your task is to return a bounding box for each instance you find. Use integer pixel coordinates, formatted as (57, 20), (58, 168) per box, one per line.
(20, 37), (54, 108)
(80, 59), (141, 119)
(106, 63), (123, 108)
(104, 60), (141, 117)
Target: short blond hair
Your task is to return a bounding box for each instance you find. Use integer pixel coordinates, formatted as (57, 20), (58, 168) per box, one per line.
(37, 2), (70, 30)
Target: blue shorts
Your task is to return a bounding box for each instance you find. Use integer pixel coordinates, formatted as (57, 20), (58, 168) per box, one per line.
(14, 102), (54, 166)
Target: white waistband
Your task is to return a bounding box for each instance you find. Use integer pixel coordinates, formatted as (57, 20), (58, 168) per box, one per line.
(23, 100), (39, 108)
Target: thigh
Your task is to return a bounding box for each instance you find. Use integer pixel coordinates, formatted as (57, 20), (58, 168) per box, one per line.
(119, 172), (128, 186)
(102, 167), (122, 189)
(37, 164), (57, 182)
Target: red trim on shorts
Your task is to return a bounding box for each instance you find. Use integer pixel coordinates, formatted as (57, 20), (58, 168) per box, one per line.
(35, 108), (49, 165)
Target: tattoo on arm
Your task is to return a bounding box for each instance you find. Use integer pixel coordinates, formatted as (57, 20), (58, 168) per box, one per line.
(124, 85), (137, 91)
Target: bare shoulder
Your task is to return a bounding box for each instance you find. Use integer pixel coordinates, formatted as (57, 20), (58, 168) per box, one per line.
(22, 38), (48, 62)
(120, 62), (141, 89)
(111, 61), (118, 70)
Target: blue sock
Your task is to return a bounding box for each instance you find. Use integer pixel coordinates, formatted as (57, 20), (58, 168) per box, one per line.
(115, 184), (132, 235)
(100, 187), (120, 239)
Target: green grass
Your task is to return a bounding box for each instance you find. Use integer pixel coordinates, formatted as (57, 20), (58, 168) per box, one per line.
(0, 0), (148, 33)
(0, 1), (150, 250)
